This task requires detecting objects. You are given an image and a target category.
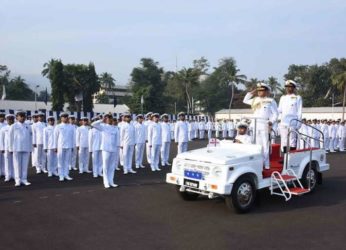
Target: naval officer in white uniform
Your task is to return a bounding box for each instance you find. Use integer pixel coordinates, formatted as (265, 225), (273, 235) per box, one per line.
(76, 117), (91, 174)
(174, 112), (189, 154)
(243, 83), (278, 170)
(0, 114), (15, 181)
(43, 116), (58, 177)
(9, 110), (32, 186)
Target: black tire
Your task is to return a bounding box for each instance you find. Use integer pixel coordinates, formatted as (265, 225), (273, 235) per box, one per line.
(225, 176), (256, 214)
(300, 165), (318, 192)
(176, 186), (199, 201)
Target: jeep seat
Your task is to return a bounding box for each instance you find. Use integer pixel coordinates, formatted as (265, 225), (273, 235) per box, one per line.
(262, 143), (283, 178)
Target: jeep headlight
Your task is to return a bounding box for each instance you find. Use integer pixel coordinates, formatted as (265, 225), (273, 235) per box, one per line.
(211, 166), (222, 177)
(175, 160), (183, 172)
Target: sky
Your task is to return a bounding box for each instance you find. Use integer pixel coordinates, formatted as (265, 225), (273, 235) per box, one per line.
(1, 0), (346, 92)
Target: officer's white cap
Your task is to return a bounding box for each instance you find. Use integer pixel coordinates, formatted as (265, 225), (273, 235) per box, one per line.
(285, 80), (297, 88)
(152, 113), (160, 117)
(68, 114), (76, 118)
(123, 112), (131, 117)
(47, 116), (55, 120)
(160, 113), (168, 119)
(136, 114), (144, 119)
(145, 112), (153, 118)
(60, 112), (69, 117)
(5, 114), (15, 118)
(237, 122), (248, 129)
(37, 111), (45, 116)
(15, 110), (26, 116)
(256, 82), (271, 92)
(178, 112), (185, 117)
(81, 116), (88, 120)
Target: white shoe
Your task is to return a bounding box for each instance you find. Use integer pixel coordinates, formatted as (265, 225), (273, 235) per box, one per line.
(48, 173), (53, 177)
(93, 175), (98, 178)
(161, 164), (165, 167)
(65, 176), (73, 181)
(104, 185), (110, 189)
(59, 177), (64, 182)
(140, 165), (146, 168)
(110, 183), (119, 188)
(135, 165), (140, 169)
(15, 183), (21, 187)
(115, 167), (121, 171)
(73, 167), (78, 171)
(151, 169), (156, 172)
(129, 170), (137, 174)
(156, 168), (161, 171)
(85, 170), (92, 173)
(43, 169), (48, 173)
(166, 162), (171, 166)
(79, 171), (83, 174)
(36, 169), (41, 174)
(21, 181), (31, 186)
(124, 171), (128, 175)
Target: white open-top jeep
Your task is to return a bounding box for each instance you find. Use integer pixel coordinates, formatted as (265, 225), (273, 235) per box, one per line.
(166, 119), (330, 213)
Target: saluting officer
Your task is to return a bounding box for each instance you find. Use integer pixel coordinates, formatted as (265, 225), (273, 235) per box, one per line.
(278, 80), (303, 152)
(174, 112), (189, 154)
(0, 114), (15, 181)
(243, 83), (278, 170)
(91, 114), (120, 188)
(9, 110), (32, 186)
(54, 112), (75, 181)
(43, 116), (58, 177)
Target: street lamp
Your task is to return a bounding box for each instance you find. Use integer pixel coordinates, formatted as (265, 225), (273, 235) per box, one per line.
(228, 81), (236, 120)
(34, 85), (39, 110)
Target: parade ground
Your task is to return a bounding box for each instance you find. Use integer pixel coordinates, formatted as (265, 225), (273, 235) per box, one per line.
(1, 140), (345, 250)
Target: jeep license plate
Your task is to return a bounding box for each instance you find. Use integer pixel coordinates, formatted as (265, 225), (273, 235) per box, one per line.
(184, 179), (199, 188)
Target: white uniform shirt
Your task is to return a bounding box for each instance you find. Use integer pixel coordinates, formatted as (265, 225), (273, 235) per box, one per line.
(9, 122), (32, 152)
(174, 120), (188, 143)
(32, 121), (46, 145)
(148, 122), (162, 146)
(206, 121), (213, 130)
(76, 125), (90, 148)
(88, 128), (102, 152)
(227, 121), (234, 131)
(328, 124), (336, 138)
(54, 123), (76, 149)
(43, 125), (56, 150)
(144, 120), (153, 141)
(161, 122), (171, 143)
(0, 124), (11, 151)
(222, 122), (227, 131)
(134, 122), (146, 144)
(235, 134), (252, 144)
(320, 123), (329, 139)
(198, 121), (205, 130)
(91, 120), (119, 152)
(120, 122), (136, 147)
(243, 93), (279, 125)
(278, 94), (302, 126)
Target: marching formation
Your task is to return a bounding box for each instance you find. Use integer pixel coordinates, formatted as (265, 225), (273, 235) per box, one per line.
(0, 79), (345, 189)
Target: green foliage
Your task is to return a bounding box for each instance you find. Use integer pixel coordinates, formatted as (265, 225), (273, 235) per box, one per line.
(99, 72), (115, 89)
(96, 92), (110, 104)
(6, 76), (35, 100)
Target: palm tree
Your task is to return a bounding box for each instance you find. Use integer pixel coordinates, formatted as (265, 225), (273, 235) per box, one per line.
(99, 72), (115, 90)
(331, 59), (346, 121)
(267, 76), (280, 98)
(42, 59), (60, 79)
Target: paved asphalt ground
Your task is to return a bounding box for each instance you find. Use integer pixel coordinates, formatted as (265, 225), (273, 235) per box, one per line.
(0, 140), (345, 250)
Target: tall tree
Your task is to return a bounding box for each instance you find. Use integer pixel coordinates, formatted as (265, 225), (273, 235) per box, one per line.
(330, 58), (346, 121)
(99, 72), (115, 89)
(6, 76), (35, 100)
(129, 58), (166, 113)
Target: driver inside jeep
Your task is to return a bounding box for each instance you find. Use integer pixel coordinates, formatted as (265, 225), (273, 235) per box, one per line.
(234, 122), (252, 144)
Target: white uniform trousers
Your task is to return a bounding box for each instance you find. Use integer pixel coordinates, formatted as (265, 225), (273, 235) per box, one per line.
(150, 144), (161, 170)
(36, 144), (46, 172)
(119, 147), (124, 166)
(78, 147), (90, 173)
(0, 153), (4, 176)
(13, 152), (30, 185)
(177, 142), (188, 155)
(69, 147), (77, 170)
(102, 151), (117, 187)
(322, 137), (329, 150)
(207, 130), (212, 140)
(280, 125), (297, 151)
(194, 129), (198, 139)
(58, 148), (72, 179)
(4, 151), (14, 180)
(135, 143), (145, 167)
(254, 129), (270, 169)
(215, 130), (220, 138)
(123, 144), (134, 173)
(222, 130), (227, 138)
(146, 142), (151, 164)
(338, 138), (345, 151)
(32, 147), (37, 168)
(188, 131), (193, 141)
(228, 130), (234, 138)
(334, 137), (338, 149)
(199, 130), (205, 139)
(329, 138), (335, 152)
(92, 150), (102, 177)
(46, 149), (57, 176)
(161, 142), (170, 165)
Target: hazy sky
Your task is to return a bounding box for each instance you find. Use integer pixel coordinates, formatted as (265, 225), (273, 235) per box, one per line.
(1, 0), (346, 91)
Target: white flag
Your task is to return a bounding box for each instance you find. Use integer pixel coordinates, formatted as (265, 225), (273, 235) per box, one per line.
(1, 85), (6, 100)
(140, 95), (144, 104)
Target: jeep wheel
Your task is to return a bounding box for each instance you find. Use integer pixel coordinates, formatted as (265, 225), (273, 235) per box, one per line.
(226, 176), (256, 214)
(301, 166), (318, 192)
(176, 186), (199, 201)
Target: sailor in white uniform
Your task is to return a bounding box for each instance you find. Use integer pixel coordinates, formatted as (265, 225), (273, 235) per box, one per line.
(32, 112), (47, 174)
(31, 114), (38, 170)
(91, 114), (120, 188)
(76, 117), (91, 174)
(243, 82), (278, 169)
(0, 114), (15, 181)
(337, 121), (345, 151)
(134, 114), (146, 169)
(9, 110), (32, 186)
(174, 112), (189, 154)
(227, 119), (235, 139)
(221, 120), (228, 139)
(54, 112), (75, 181)
(278, 80), (302, 152)
(206, 119), (213, 140)
(148, 113), (162, 171)
(120, 113), (136, 174)
(144, 112), (153, 165)
(0, 112), (5, 177)
(43, 116), (58, 177)
(160, 114), (171, 167)
(234, 122), (252, 144)
(320, 120), (329, 151)
(328, 120), (337, 152)
(89, 116), (103, 177)
(67, 115), (78, 171)
(198, 119), (206, 139)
